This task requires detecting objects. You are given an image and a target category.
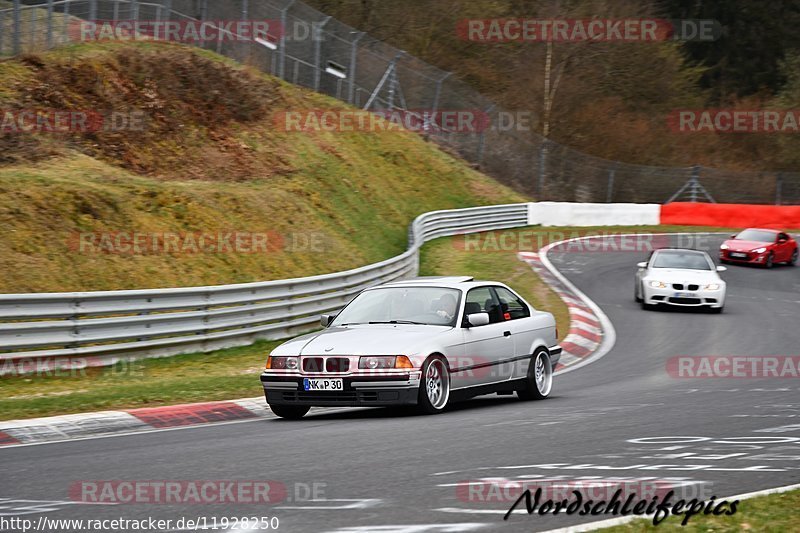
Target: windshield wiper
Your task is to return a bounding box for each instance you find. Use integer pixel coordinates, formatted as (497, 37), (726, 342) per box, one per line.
(368, 320), (427, 325)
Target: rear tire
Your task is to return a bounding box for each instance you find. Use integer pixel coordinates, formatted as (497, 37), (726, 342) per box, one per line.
(416, 356), (450, 415)
(517, 349), (553, 401)
(269, 404), (310, 419)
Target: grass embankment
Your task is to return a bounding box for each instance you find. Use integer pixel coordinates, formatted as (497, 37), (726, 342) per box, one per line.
(0, 41), (523, 292)
(0, 225), (742, 421)
(600, 488), (800, 532)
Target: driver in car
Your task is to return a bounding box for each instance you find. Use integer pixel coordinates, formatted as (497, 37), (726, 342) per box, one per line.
(434, 293), (457, 322)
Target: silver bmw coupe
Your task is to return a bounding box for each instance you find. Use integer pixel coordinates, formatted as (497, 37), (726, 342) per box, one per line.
(261, 277), (562, 418)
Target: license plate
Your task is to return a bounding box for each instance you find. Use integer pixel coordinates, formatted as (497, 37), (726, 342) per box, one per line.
(674, 292), (697, 298)
(303, 378), (343, 391)
(730, 252), (747, 258)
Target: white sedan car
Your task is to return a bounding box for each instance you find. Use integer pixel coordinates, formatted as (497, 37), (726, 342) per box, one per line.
(635, 249), (727, 313)
(261, 277), (562, 418)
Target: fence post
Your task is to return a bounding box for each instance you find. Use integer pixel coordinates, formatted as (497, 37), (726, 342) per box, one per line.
(12, 0), (20, 55)
(606, 166), (615, 203)
(537, 141), (548, 199)
(241, 0), (248, 21)
(690, 164), (700, 202)
(313, 16), (331, 91)
(162, 0), (172, 21)
(62, 0), (70, 45)
(278, 0), (296, 80)
(46, 0), (54, 48)
(347, 31), (364, 104)
(476, 104), (495, 163)
(89, 0), (97, 22)
(131, 0), (139, 21)
(776, 173), (783, 205)
(425, 71), (451, 134)
(0, 10), (5, 54)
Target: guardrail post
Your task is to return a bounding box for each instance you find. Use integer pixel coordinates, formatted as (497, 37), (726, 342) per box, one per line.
(313, 16), (331, 91)
(12, 0), (21, 55)
(775, 173), (783, 205)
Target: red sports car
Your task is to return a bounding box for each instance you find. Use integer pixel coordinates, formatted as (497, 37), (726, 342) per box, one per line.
(720, 228), (798, 268)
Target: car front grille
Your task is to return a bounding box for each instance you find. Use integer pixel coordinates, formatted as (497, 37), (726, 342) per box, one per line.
(688, 284), (699, 291)
(672, 283), (684, 290)
(326, 357), (350, 372)
(668, 297), (702, 305)
(302, 357), (324, 372)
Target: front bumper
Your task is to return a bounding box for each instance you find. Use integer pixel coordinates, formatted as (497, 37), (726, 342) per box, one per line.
(643, 286), (725, 308)
(261, 372), (421, 406)
(720, 250), (768, 265)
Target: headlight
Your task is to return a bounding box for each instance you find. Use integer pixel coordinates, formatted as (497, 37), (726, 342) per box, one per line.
(358, 355), (414, 369)
(752, 247), (767, 254)
(266, 356), (299, 370)
(705, 283), (721, 291)
(649, 281), (667, 288)
(720, 244), (729, 250)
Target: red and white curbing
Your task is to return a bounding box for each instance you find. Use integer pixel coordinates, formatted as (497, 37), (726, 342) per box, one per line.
(518, 252), (601, 370)
(518, 238), (616, 373)
(0, 398), (275, 447)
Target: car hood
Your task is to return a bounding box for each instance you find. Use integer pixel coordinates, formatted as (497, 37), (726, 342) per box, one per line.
(724, 239), (771, 252)
(645, 268), (721, 283)
(270, 324), (453, 356)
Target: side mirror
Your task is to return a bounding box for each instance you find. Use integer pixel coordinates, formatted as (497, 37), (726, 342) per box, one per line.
(637, 262), (647, 269)
(465, 312), (490, 327)
(730, 234), (737, 239)
(320, 314), (334, 327)
(716, 265), (727, 272)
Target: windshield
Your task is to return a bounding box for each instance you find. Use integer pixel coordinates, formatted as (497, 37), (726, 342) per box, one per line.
(651, 251), (712, 270)
(331, 286), (461, 327)
(735, 229), (777, 243)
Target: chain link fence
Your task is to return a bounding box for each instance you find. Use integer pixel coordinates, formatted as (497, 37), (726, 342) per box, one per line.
(3, 0), (800, 205)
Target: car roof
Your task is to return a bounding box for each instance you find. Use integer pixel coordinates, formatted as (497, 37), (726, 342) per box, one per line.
(379, 277), (505, 290)
(653, 248), (708, 255)
(739, 228), (779, 233)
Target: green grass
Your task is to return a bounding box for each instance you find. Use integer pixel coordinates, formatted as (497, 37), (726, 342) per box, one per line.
(0, 42), (524, 292)
(0, 224), (747, 421)
(600, 488), (800, 531)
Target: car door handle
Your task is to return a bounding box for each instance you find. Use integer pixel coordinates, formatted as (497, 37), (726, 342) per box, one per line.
(504, 331), (511, 337)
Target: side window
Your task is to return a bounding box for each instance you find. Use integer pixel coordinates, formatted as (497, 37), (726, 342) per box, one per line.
(493, 287), (531, 320)
(464, 287), (500, 324)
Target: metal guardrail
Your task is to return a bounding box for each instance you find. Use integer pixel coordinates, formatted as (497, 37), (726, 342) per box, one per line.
(0, 203), (529, 370)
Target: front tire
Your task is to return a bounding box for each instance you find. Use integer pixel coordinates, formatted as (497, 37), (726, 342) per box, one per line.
(765, 252), (774, 269)
(517, 349), (553, 401)
(416, 356), (450, 414)
(789, 248), (798, 266)
(634, 282), (643, 303)
(269, 404), (310, 419)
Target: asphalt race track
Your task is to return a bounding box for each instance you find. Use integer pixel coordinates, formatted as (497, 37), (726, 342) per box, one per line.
(3, 234), (800, 533)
